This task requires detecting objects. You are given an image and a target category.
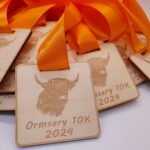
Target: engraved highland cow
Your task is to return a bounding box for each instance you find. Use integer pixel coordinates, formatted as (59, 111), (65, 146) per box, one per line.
(88, 53), (110, 87)
(35, 74), (79, 116)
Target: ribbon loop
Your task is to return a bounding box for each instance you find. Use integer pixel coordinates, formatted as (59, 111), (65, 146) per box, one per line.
(0, 0), (149, 71)
(37, 15), (69, 70)
(64, 2), (82, 31)
(0, 0), (12, 33)
(68, 22), (99, 54)
(118, 0), (150, 53)
(83, 2), (127, 40)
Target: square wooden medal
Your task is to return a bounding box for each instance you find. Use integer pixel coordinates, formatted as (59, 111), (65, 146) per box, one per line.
(0, 29), (31, 82)
(114, 35), (147, 85)
(16, 63), (100, 146)
(76, 43), (139, 111)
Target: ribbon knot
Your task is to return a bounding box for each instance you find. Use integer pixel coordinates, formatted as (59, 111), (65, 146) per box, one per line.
(0, 0), (150, 71)
(36, 0), (150, 71)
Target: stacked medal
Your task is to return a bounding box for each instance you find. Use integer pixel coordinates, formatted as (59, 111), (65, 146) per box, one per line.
(0, 0), (150, 147)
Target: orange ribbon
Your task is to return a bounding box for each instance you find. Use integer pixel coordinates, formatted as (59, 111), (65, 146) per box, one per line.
(36, 0), (150, 71)
(0, 0), (150, 71)
(0, 0), (12, 33)
(0, 0), (55, 31)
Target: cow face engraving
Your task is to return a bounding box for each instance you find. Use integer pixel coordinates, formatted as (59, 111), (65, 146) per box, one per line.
(88, 53), (110, 87)
(35, 74), (79, 116)
(0, 36), (16, 48)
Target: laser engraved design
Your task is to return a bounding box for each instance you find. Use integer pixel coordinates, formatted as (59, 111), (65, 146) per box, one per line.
(15, 31), (48, 64)
(35, 74), (79, 116)
(88, 53), (110, 87)
(0, 37), (16, 48)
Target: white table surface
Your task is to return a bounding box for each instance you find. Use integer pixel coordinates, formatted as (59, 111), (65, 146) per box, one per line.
(0, 1), (150, 150)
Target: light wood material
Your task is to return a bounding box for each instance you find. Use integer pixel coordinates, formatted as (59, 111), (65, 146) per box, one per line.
(0, 94), (15, 111)
(0, 29), (31, 82)
(114, 34), (147, 85)
(12, 22), (56, 70)
(76, 43), (139, 111)
(16, 63), (100, 147)
(0, 72), (15, 93)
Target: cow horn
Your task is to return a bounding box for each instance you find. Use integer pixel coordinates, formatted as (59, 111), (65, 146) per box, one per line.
(35, 75), (47, 88)
(69, 74), (79, 86)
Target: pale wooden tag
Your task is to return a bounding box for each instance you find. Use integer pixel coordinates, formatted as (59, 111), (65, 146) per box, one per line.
(130, 53), (150, 80)
(114, 34), (147, 85)
(67, 45), (78, 63)
(0, 29), (31, 82)
(16, 63), (100, 147)
(11, 22), (56, 70)
(130, 34), (150, 80)
(0, 72), (15, 93)
(12, 30), (76, 70)
(0, 94), (15, 111)
(76, 43), (139, 111)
